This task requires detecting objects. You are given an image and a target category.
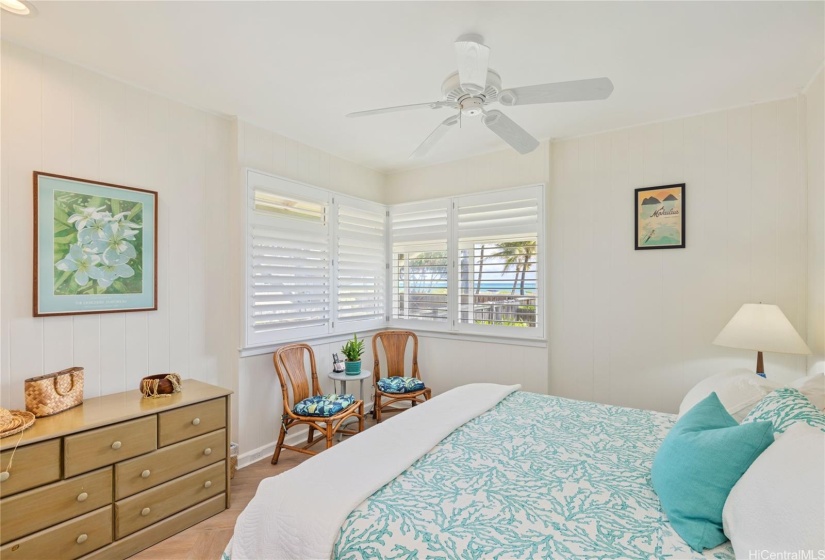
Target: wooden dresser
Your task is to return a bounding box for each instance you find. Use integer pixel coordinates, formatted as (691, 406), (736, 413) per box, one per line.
(0, 380), (232, 560)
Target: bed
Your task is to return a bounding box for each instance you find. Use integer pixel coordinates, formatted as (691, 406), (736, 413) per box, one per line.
(226, 384), (734, 560)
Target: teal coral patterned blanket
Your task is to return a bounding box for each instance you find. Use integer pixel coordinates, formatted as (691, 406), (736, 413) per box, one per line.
(334, 392), (734, 559)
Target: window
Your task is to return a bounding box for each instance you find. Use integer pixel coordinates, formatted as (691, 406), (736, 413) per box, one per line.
(335, 198), (387, 328)
(244, 168), (544, 350)
(246, 174), (331, 346)
(390, 200), (450, 326)
(456, 189), (541, 334)
(388, 186), (543, 338)
(245, 170), (388, 348)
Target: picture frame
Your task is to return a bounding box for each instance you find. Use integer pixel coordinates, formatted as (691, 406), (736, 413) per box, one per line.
(634, 183), (685, 250)
(33, 171), (158, 317)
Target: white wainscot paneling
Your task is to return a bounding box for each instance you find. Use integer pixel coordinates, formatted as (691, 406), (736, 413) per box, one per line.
(549, 98), (809, 413)
(0, 42), (233, 410)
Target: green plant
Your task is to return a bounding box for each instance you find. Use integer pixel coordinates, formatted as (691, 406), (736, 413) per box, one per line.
(341, 334), (365, 362)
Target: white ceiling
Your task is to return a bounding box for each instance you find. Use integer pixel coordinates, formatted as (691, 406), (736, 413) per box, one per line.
(2, 1), (823, 172)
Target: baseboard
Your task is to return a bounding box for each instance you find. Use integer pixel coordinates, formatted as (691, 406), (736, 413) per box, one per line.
(237, 400), (374, 469)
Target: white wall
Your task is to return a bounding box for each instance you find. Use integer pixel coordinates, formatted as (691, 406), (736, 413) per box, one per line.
(805, 68), (825, 374)
(234, 120), (386, 462)
(385, 142), (550, 205)
(1, 42), (234, 410)
(550, 98), (809, 413)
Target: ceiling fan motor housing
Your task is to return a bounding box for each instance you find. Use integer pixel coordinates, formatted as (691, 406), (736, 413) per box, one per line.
(441, 69), (502, 105)
(460, 97), (484, 116)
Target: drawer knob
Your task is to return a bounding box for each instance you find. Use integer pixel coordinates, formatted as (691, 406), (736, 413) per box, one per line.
(76, 534), (88, 545)
(0, 472), (9, 483)
(204, 480), (212, 489)
(192, 417), (201, 426)
(77, 492), (88, 502)
(141, 469), (151, 479)
(141, 507), (151, 516)
(111, 441), (122, 450)
(203, 447), (212, 456)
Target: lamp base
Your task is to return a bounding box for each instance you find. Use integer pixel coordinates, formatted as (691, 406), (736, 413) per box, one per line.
(755, 351), (765, 378)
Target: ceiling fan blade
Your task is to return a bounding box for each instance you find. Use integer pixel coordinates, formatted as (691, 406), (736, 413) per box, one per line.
(455, 34), (490, 95)
(409, 114), (460, 159)
(347, 101), (455, 118)
(482, 110), (539, 155)
(498, 77), (614, 106)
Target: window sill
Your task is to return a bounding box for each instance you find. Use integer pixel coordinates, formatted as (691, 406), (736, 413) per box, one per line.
(408, 329), (547, 348)
(239, 328), (385, 358)
(239, 327), (547, 357)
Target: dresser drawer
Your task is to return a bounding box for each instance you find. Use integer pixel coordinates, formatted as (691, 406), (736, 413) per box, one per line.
(0, 506), (112, 560)
(64, 416), (157, 478)
(0, 440), (61, 498)
(0, 467), (112, 544)
(115, 429), (226, 499)
(158, 398), (225, 447)
(115, 460), (225, 539)
(80, 495), (225, 560)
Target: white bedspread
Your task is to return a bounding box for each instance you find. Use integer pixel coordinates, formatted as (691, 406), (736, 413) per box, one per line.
(227, 383), (520, 560)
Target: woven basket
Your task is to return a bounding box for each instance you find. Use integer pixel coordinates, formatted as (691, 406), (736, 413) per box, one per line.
(24, 367), (84, 418)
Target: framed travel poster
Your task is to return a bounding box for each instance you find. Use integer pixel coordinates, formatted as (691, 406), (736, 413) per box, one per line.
(33, 172), (158, 316)
(634, 183), (685, 250)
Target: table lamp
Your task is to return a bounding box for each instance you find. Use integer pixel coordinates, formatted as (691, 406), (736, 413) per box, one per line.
(713, 303), (811, 377)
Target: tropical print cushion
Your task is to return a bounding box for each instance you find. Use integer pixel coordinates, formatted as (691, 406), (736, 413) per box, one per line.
(293, 394), (355, 417)
(334, 391), (734, 559)
(377, 376), (425, 394)
(743, 387), (825, 434)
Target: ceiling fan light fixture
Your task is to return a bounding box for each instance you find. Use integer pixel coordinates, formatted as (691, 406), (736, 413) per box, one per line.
(460, 97), (484, 117)
(0, 0), (36, 16)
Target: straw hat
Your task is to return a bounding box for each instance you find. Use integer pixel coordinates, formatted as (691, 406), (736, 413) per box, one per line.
(0, 407), (35, 439)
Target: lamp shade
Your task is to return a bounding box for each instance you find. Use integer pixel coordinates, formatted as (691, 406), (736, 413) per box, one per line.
(713, 304), (811, 355)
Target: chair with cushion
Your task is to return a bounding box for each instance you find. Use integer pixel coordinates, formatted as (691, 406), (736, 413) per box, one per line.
(371, 330), (432, 422)
(271, 343), (364, 464)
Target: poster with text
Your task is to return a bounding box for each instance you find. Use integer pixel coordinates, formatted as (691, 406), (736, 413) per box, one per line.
(635, 184), (685, 250)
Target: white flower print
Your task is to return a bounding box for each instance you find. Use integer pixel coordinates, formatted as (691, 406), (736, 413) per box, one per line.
(55, 244), (102, 286)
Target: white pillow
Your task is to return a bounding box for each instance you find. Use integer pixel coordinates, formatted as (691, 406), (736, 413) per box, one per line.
(722, 423), (825, 557)
(789, 372), (825, 410)
(679, 369), (779, 421)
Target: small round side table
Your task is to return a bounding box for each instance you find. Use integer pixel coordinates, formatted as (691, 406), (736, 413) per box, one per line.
(328, 370), (372, 440)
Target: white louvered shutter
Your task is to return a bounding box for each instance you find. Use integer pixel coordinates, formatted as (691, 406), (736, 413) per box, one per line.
(245, 171), (331, 346)
(456, 185), (542, 335)
(334, 196), (387, 330)
(389, 200), (450, 327)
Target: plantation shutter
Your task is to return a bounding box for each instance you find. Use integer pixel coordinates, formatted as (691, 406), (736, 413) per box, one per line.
(389, 200), (450, 326)
(245, 171), (331, 347)
(334, 196), (387, 329)
(456, 186), (542, 334)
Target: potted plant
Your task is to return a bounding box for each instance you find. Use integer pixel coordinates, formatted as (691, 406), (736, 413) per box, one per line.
(341, 334), (365, 375)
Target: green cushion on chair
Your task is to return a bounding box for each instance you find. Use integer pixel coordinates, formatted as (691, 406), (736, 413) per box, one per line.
(377, 377), (425, 394)
(293, 394), (355, 417)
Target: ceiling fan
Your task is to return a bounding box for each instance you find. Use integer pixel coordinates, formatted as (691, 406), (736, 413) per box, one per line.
(347, 34), (614, 159)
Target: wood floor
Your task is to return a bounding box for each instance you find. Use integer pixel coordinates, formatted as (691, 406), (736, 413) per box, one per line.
(132, 417), (379, 560)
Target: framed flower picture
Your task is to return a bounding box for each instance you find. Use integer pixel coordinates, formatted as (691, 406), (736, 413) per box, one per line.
(33, 172), (158, 316)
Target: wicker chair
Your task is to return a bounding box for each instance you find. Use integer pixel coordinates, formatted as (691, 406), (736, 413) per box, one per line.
(271, 343), (364, 464)
(371, 330), (432, 422)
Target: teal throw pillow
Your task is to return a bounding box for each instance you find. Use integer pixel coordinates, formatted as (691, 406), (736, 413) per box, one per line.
(651, 392), (773, 551)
